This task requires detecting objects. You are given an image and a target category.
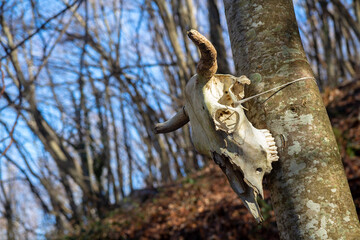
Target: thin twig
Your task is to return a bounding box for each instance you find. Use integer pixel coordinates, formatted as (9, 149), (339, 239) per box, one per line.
(0, 0), (84, 60)
(0, 62), (4, 96)
(0, 62), (21, 158)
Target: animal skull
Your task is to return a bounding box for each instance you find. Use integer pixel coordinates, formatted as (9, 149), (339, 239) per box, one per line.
(154, 30), (278, 223)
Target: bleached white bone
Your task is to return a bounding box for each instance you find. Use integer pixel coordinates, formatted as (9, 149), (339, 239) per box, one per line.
(154, 30), (279, 223)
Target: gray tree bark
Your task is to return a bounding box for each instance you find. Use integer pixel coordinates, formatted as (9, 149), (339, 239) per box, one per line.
(223, 0), (360, 239)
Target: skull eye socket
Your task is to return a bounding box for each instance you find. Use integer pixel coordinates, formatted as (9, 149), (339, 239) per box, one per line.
(214, 109), (239, 133)
(230, 81), (245, 100)
(256, 168), (263, 173)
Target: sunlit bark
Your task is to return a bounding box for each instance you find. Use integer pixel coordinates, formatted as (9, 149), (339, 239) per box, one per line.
(223, 0), (360, 238)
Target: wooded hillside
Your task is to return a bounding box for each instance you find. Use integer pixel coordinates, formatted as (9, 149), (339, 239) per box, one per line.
(63, 82), (360, 239)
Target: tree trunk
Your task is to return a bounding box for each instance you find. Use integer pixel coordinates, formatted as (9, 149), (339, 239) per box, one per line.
(223, 0), (360, 239)
(208, 0), (230, 74)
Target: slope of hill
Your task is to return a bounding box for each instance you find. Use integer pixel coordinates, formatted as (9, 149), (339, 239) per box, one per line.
(63, 165), (279, 240)
(62, 80), (360, 240)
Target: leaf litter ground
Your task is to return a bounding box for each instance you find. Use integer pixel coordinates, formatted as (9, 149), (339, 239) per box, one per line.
(64, 80), (360, 240)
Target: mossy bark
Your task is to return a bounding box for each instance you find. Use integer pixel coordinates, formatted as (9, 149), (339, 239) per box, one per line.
(223, 0), (360, 239)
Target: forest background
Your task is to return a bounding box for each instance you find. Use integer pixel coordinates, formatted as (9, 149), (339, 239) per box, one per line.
(0, 0), (359, 239)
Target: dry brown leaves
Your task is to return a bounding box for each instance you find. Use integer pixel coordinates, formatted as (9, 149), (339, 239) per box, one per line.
(78, 165), (278, 240)
(70, 79), (360, 240)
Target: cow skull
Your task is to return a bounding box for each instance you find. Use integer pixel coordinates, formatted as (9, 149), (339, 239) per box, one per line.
(154, 30), (278, 223)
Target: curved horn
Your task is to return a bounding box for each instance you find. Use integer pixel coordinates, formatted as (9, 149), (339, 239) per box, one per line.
(187, 29), (218, 79)
(154, 106), (189, 134)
